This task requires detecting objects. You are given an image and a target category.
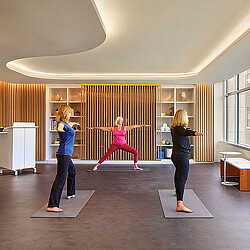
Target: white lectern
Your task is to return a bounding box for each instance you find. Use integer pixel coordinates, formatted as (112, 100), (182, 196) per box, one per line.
(0, 122), (38, 175)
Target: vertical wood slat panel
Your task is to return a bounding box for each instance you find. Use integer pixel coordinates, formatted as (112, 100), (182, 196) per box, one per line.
(0, 81), (46, 161)
(80, 84), (160, 160)
(195, 84), (214, 162)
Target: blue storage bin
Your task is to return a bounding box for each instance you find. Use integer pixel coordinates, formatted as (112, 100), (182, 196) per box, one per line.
(159, 151), (164, 159)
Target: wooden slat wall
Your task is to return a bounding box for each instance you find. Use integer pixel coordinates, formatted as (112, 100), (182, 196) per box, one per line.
(195, 84), (214, 162)
(0, 81), (46, 161)
(81, 84), (160, 160)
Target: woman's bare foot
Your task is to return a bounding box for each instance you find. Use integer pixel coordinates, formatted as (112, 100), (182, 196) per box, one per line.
(93, 163), (100, 171)
(47, 207), (64, 213)
(134, 163), (143, 170)
(176, 201), (193, 213)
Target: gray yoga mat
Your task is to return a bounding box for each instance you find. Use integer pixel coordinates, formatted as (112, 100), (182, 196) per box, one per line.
(31, 190), (95, 218)
(158, 189), (213, 218)
(87, 167), (151, 172)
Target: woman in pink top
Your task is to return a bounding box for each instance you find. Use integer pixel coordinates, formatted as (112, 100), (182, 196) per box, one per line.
(88, 117), (150, 171)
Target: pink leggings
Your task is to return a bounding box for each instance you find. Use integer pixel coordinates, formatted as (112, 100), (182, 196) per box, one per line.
(98, 144), (138, 164)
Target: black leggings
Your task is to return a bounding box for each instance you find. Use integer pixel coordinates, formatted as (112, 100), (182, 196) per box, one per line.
(171, 153), (189, 201)
(48, 155), (76, 208)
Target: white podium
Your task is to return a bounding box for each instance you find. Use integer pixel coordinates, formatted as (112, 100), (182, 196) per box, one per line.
(0, 122), (38, 175)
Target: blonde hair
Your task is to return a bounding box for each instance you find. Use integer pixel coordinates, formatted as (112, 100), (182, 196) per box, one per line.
(171, 109), (189, 129)
(114, 116), (123, 126)
(56, 105), (73, 124)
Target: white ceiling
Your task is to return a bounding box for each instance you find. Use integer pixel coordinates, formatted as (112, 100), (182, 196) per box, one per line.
(1, 0), (250, 84)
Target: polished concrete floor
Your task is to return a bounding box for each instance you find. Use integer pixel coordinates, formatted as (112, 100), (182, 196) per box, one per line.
(1, 162), (250, 250)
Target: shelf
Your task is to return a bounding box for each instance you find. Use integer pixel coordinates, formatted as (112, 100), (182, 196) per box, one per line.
(157, 145), (194, 147)
(68, 101), (81, 103)
(157, 116), (174, 118)
(49, 116), (81, 118)
(156, 130), (171, 133)
(176, 101), (194, 104)
(162, 101), (174, 104)
(49, 101), (67, 103)
(49, 144), (82, 147)
(49, 130), (82, 132)
(158, 115), (193, 118)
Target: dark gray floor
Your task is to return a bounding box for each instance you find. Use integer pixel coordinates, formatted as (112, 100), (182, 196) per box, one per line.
(0, 162), (250, 250)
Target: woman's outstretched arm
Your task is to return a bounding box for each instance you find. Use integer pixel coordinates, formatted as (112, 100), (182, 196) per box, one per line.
(87, 127), (113, 132)
(177, 126), (203, 136)
(125, 125), (151, 131)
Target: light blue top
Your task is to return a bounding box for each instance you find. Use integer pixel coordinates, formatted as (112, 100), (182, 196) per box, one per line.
(56, 121), (75, 157)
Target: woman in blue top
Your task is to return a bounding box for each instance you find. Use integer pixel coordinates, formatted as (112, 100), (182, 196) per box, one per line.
(47, 105), (78, 213)
(171, 109), (203, 213)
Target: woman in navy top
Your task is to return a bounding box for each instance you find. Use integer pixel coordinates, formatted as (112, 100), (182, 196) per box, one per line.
(171, 109), (203, 213)
(47, 105), (78, 213)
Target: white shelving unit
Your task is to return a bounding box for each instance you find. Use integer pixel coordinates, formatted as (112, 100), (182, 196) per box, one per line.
(46, 85), (82, 160)
(157, 86), (195, 160)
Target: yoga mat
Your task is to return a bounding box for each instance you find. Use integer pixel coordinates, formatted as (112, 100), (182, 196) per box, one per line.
(31, 190), (95, 218)
(87, 167), (151, 172)
(158, 189), (213, 218)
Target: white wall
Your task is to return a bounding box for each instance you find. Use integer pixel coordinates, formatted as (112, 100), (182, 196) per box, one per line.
(214, 81), (224, 162)
(214, 81), (250, 162)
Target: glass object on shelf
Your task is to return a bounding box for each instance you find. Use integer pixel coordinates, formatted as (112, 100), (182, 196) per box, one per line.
(162, 88), (174, 102)
(49, 88), (67, 101)
(161, 123), (170, 132)
(176, 88), (194, 102)
(181, 92), (186, 101)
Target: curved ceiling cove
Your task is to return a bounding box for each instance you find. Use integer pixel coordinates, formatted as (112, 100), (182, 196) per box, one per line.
(1, 0), (105, 82)
(3, 0), (250, 83)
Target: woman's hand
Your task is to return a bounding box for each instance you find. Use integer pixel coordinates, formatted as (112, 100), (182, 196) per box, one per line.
(195, 132), (203, 136)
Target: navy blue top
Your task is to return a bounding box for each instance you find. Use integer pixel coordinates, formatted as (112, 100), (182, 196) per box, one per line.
(171, 126), (196, 155)
(56, 121), (75, 157)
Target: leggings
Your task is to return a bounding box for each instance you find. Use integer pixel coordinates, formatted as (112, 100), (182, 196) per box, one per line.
(171, 153), (189, 201)
(98, 144), (138, 164)
(48, 155), (76, 208)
